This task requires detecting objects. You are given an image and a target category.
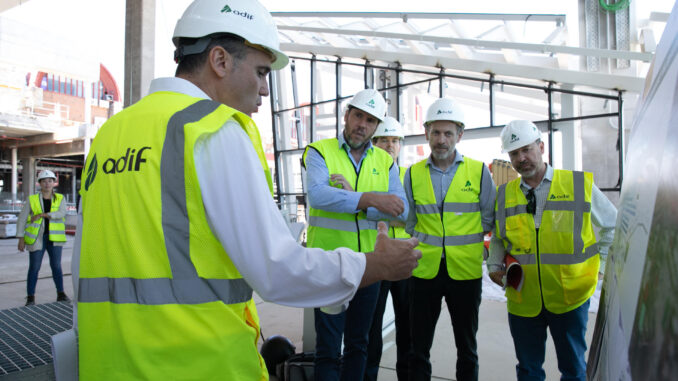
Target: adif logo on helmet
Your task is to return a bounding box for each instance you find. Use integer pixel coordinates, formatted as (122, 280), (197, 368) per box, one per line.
(437, 109), (455, 115)
(367, 99), (376, 108)
(510, 134), (519, 143)
(221, 4), (254, 20)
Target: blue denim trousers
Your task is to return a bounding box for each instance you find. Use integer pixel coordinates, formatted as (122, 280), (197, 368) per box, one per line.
(27, 234), (64, 296)
(314, 282), (380, 381)
(508, 299), (590, 381)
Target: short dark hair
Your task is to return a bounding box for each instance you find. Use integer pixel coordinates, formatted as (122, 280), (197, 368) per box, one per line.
(175, 33), (248, 76)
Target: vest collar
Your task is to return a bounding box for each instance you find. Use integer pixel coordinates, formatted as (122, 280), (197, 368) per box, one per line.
(425, 149), (463, 172)
(520, 163), (554, 191)
(337, 131), (374, 153)
(148, 77), (211, 100)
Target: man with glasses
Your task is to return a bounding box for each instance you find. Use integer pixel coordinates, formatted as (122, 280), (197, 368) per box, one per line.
(488, 120), (617, 381)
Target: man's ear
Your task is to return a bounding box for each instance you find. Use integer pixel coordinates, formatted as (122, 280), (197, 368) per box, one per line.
(208, 45), (233, 78)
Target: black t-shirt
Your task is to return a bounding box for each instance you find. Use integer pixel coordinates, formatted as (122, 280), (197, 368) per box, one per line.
(42, 197), (52, 234)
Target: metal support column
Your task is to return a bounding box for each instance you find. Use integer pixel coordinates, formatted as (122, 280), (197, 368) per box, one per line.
(547, 82), (554, 165)
(11, 148), (17, 204)
(439, 68), (445, 97)
(335, 58), (342, 138)
(617, 90), (624, 189)
(489, 74), (495, 127)
(310, 55), (317, 143)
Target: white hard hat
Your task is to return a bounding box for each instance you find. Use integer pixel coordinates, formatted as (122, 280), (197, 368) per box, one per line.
(425, 98), (466, 128)
(348, 89), (386, 121)
(500, 120), (542, 153)
(172, 0), (289, 70)
(37, 170), (56, 181)
(373, 117), (404, 139)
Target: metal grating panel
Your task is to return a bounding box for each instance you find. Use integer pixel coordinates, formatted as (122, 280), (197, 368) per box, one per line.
(0, 302), (72, 376)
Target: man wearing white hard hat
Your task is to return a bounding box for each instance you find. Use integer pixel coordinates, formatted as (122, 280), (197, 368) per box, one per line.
(17, 169), (69, 306)
(75, 1), (420, 379)
(303, 90), (412, 381)
(365, 116), (412, 381)
(488, 120), (616, 381)
(404, 98), (496, 381)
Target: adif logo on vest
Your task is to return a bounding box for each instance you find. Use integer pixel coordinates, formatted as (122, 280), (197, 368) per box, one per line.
(101, 147), (152, 174)
(461, 180), (474, 192)
(371, 168), (380, 175)
(84, 154), (98, 191)
(549, 194), (570, 200)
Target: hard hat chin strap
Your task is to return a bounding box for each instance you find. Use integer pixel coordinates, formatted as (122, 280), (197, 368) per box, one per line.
(174, 36), (212, 63)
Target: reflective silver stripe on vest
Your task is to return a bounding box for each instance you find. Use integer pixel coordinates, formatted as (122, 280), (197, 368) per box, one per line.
(308, 216), (378, 233)
(443, 202), (480, 213)
(415, 204), (439, 214)
(504, 205), (527, 218)
(540, 243), (599, 265)
(49, 230), (65, 235)
(570, 171), (586, 261)
(27, 223), (41, 229)
(412, 231), (484, 247)
(495, 184), (513, 253)
(79, 277), (253, 305)
(544, 200), (591, 212)
(512, 253), (536, 265)
(24, 231), (38, 240)
(80, 99), (253, 306)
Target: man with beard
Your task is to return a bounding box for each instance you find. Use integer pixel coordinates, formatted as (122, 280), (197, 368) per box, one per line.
(303, 89), (409, 381)
(488, 120), (617, 381)
(404, 98), (496, 381)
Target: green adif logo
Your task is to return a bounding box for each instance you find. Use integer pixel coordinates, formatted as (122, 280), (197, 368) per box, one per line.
(372, 168), (380, 175)
(465, 180), (472, 187)
(221, 4), (253, 19)
(367, 99), (375, 108)
(461, 180), (474, 192)
(84, 154), (98, 191)
(550, 194), (570, 200)
(510, 133), (519, 143)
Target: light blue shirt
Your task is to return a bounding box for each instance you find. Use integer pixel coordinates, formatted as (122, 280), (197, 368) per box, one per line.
(488, 164), (618, 273)
(304, 133), (408, 222)
(404, 150), (497, 235)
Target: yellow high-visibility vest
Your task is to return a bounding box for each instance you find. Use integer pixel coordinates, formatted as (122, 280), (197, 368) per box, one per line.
(390, 166), (410, 239)
(410, 157), (485, 280)
(495, 170), (599, 317)
(24, 193), (66, 244)
(79, 92), (272, 380)
(302, 138), (392, 252)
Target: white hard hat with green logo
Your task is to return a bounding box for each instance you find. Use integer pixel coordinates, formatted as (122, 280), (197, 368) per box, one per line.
(425, 98), (466, 128)
(374, 117), (404, 139)
(348, 89), (386, 122)
(173, 0), (289, 70)
(37, 170), (57, 181)
(500, 120), (542, 153)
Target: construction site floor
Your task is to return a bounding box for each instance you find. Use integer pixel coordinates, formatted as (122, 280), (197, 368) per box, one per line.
(0, 236), (597, 380)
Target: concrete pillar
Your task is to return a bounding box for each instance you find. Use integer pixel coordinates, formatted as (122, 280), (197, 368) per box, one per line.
(124, 0), (155, 107)
(560, 85), (580, 171)
(24, 157), (36, 196)
(11, 148), (17, 203)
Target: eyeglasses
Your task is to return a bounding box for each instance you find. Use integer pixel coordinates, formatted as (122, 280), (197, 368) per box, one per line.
(526, 189), (536, 215)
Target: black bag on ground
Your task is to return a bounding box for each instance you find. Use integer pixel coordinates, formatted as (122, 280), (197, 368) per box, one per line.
(279, 351), (315, 381)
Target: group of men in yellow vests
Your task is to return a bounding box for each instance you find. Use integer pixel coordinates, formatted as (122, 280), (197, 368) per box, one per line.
(72, 0), (617, 380)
